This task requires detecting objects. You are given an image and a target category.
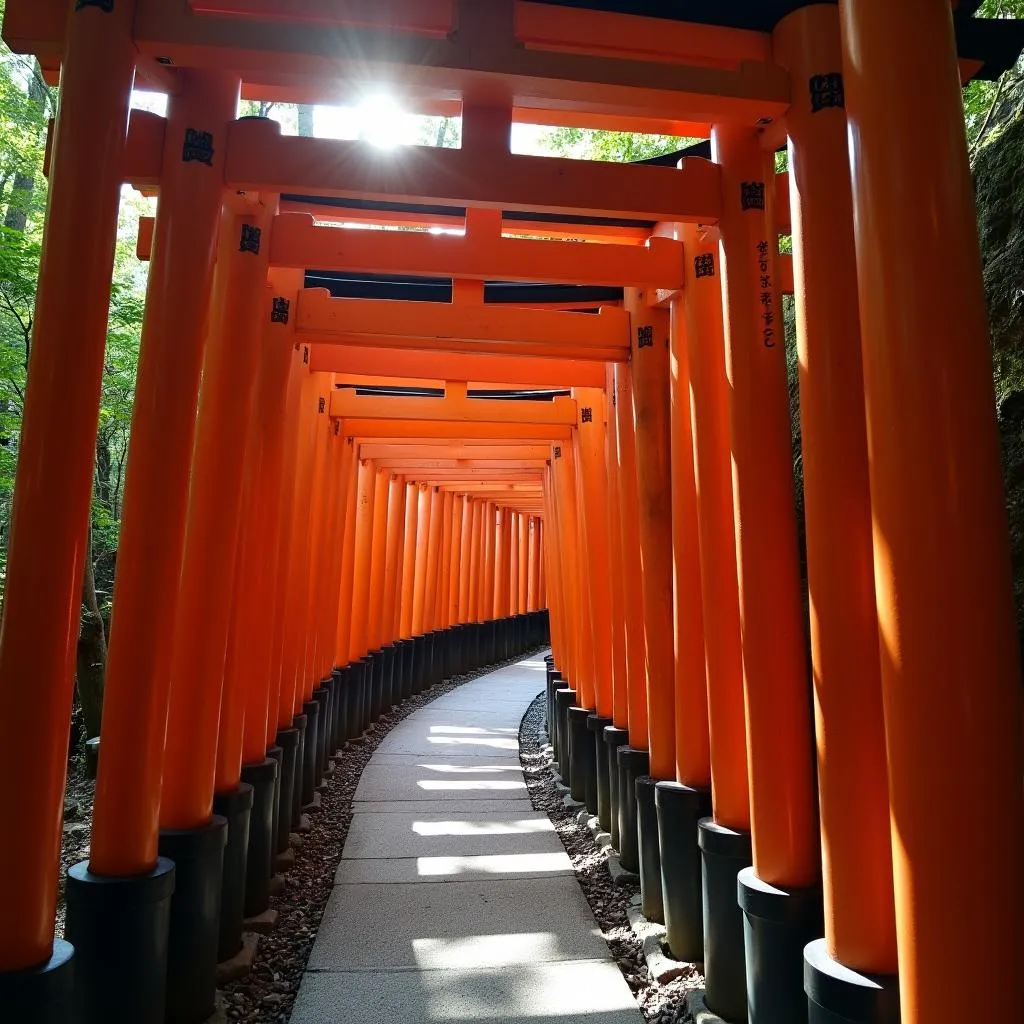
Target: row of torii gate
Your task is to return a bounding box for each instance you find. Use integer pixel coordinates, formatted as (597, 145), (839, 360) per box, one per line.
(1, 2), (1022, 1024)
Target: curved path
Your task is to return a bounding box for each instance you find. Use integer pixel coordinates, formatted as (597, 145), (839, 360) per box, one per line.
(291, 654), (644, 1024)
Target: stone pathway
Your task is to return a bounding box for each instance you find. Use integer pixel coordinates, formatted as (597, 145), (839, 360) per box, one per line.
(290, 654), (644, 1024)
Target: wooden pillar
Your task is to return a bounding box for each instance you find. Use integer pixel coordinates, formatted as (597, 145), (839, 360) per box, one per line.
(0, 0), (138, 969)
(347, 459), (377, 662)
(458, 496), (475, 624)
(383, 474), (408, 647)
(449, 494), (467, 625)
(838, 1), (1023, 1015)
(160, 203), (274, 831)
(89, 71), (240, 878)
(334, 440), (361, 665)
(625, 294), (674, 779)
(605, 367), (630, 732)
(399, 482), (420, 639)
(367, 468), (391, 653)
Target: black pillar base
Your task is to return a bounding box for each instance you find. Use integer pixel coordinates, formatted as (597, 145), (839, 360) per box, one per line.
(410, 636), (425, 695)
(64, 859), (174, 1024)
(636, 775), (664, 924)
(344, 664), (360, 739)
(738, 867), (823, 1024)
(546, 670), (562, 748)
(300, 699), (320, 806)
(0, 940), (75, 1024)
(554, 687), (576, 784)
(656, 781), (711, 963)
(382, 644), (398, 711)
(326, 672), (341, 753)
(291, 714), (307, 829)
(358, 658), (372, 733)
(698, 818), (753, 1024)
(158, 816), (228, 1024)
(241, 758), (278, 917)
(567, 707), (594, 806)
(211, 784), (254, 962)
(588, 715), (613, 829)
(274, 728), (299, 852)
(804, 938), (900, 1024)
(604, 725), (630, 850)
(616, 746), (649, 873)
(313, 683), (331, 777)
(265, 744), (283, 869)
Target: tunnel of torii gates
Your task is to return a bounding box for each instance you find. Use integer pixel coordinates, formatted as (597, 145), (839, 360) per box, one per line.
(0, 1), (1023, 1024)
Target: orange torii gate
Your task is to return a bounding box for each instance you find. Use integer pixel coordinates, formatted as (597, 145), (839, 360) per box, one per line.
(0, 3), (1021, 1024)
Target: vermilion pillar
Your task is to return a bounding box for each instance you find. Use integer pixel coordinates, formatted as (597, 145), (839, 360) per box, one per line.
(411, 486), (433, 636)
(89, 71), (240, 879)
(680, 225), (749, 832)
(0, 0), (138, 975)
(438, 490), (455, 628)
(367, 469), (391, 653)
(348, 459), (377, 662)
(423, 487), (445, 630)
(839, 2), (1023, 1020)
(280, 367), (321, 721)
(774, 3), (898, 997)
(604, 368), (629, 733)
(449, 494), (466, 625)
(553, 445), (588, 706)
(458, 495), (474, 624)
(492, 507), (508, 620)
(160, 202), (274, 831)
(383, 473), (408, 646)
(626, 293), (675, 780)
(575, 389), (614, 720)
(613, 364), (648, 751)
(334, 441), (361, 668)
(399, 482), (420, 639)
(517, 512), (529, 614)
(481, 502), (496, 624)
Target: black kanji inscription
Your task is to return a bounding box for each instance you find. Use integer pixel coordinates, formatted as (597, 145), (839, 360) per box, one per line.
(580, 407), (593, 424)
(810, 73), (845, 114)
(553, 446), (562, 459)
(694, 253), (716, 279)
(239, 224), (262, 255)
(636, 325), (654, 349)
(182, 128), (214, 166)
(318, 397), (326, 414)
(303, 346), (310, 364)
(271, 297), (291, 324)
(741, 181), (766, 212)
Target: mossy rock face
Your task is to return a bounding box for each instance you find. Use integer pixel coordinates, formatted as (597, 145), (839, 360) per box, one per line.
(975, 116), (1024, 658)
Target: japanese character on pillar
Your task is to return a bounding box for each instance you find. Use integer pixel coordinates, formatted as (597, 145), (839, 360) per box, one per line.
(553, 446), (562, 460)
(182, 128), (215, 166)
(580, 407), (593, 424)
(810, 73), (845, 114)
(694, 253), (716, 279)
(741, 181), (766, 212)
(303, 346), (310, 364)
(271, 297), (291, 324)
(318, 397), (326, 414)
(239, 224), (262, 255)
(636, 325), (654, 349)
(757, 241), (776, 349)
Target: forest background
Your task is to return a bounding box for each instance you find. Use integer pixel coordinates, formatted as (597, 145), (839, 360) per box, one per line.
(0, 0), (1021, 750)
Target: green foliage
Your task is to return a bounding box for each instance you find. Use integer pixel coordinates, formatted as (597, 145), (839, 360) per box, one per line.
(538, 127), (698, 163)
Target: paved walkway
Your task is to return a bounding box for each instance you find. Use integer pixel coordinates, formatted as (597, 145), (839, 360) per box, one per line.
(291, 654), (644, 1024)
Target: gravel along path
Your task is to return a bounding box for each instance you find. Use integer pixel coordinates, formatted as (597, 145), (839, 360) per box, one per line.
(517, 694), (705, 1024)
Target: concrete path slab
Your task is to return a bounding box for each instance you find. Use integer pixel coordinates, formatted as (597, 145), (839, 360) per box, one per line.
(353, 762), (528, 802)
(341, 811), (563, 861)
(291, 652), (643, 1024)
(293, 960), (644, 1024)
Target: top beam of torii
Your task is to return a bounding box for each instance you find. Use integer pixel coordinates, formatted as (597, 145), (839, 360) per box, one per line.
(4, 1), (1019, 133)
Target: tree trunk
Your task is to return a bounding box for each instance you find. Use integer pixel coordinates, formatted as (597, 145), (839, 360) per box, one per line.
(3, 70), (47, 232)
(76, 525), (107, 741)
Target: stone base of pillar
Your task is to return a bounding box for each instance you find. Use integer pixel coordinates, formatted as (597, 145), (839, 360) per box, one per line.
(656, 781), (711, 963)
(603, 725), (630, 849)
(329, 669), (347, 750)
(300, 700), (320, 806)
(312, 684), (331, 777)
(567, 706), (593, 804)
(264, 744), (283, 866)
(357, 658), (373, 733)
(367, 652), (384, 724)
(240, 759), (278, 918)
(546, 670), (562, 748)
(274, 729), (299, 852)
(158, 816), (228, 1024)
(616, 746), (650, 874)
(588, 715), (613, 828)
(804, 938), (900, 1024)
(290, 715), (307, 829)
(738, 867), (822, 1024)
(64, 860), (173, 1024)
(212, 784), (253, 963)
(554, 688), (576, 784)
(698, 817), (752, 1024)
(636, 775), (664, 924)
